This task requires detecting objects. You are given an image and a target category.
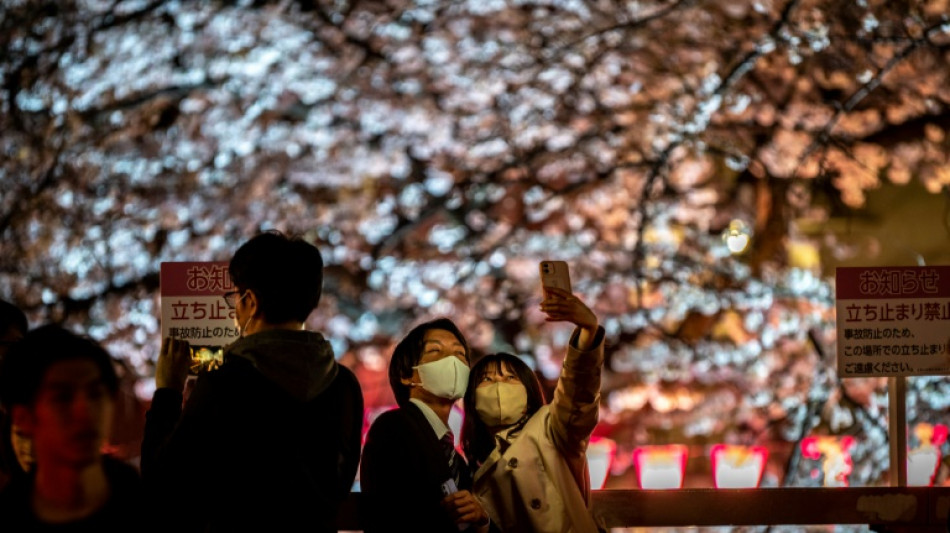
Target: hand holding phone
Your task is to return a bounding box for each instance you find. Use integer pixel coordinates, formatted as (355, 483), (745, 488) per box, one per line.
(440, 483), (486, 531)
(441, 478), (459, 497)
(156, 337), (191, 389)
(538, 262), (599, 349)
(540, 260), (572, 299)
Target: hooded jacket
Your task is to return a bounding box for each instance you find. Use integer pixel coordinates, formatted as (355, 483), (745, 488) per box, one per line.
(142, 329), (363, 533)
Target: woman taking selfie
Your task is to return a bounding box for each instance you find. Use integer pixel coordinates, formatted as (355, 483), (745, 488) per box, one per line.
(461, 286), (605, 533)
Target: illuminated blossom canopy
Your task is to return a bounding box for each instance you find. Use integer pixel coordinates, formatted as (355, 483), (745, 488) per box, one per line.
(2, 0), (949, 487)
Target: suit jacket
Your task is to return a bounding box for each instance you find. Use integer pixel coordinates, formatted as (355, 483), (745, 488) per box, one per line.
(360, 402), (470, 533)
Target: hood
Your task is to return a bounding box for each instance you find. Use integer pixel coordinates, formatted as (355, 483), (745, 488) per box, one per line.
(224, 329), (339, 402)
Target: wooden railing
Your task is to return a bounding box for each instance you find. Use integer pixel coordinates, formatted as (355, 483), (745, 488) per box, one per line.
(336, 487), (950, 530)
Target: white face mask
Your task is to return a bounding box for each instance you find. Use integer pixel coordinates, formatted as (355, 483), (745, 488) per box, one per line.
(475, 382), (528, 427)
(413, 356), (470, 400)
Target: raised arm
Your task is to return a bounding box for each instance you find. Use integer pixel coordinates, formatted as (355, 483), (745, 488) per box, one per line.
(140, 336), (192, 477)
(539, 287), (605, 458)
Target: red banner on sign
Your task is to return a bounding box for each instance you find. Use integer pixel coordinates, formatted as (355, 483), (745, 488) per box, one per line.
(160, 262), (234, 296)
(836, 266), (950, 300)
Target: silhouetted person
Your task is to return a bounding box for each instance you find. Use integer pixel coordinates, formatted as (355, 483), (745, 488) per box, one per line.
(142, 231), (363, 532)
(0, 299), (26, 359)
(0, 298), (28, 490)
(0, 325), (143, 530)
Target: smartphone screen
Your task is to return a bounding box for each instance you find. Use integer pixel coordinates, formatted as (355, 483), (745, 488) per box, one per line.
(188, 345), (225, 374)
(540, 260), (572, 298)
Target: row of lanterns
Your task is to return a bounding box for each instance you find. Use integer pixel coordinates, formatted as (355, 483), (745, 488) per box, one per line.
(364, 407), (945, 490)
(586, 423), (948, 489)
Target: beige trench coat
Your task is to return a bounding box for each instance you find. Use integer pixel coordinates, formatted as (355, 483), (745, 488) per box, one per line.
(473, 327), (605, 533)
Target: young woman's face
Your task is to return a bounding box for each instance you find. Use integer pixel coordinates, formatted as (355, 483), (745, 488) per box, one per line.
(476, 361), (522, 389)
(473, 359), (529, 429)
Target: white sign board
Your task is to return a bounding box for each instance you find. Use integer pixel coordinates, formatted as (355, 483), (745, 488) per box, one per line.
(836, 266), (950, 377)
(160, 261), (240, 372)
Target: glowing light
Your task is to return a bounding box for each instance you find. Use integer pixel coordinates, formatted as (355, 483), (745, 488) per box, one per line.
(711, 444), (768, 489)
(633, 444), (688, 489)
(908, 423), (947, 487)
(721, 219), (752, 255)
(801, 435), (854, 487)
(586, 437), (616, 489)
(189, 346), (224, 373)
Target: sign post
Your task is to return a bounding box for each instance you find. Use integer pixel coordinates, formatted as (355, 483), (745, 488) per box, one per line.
(887, 376), (907, 487)
(836, 266), (950, 487)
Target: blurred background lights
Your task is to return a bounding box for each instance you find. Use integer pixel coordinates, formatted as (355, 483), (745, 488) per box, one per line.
(722, 219), (752, 255)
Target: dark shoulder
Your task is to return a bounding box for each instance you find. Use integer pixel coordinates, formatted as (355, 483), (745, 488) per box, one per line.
(325, 364), (362, 398)
(213, 355), (258, 380)
(366, 405), (414, 434)
(198, 356), (268, 397)
(334, 364), (360, 388)
(0, 474), (29, 519)
(99, 457), (146, 524)
(366, 407), (399, 433)
(103, 456), (141, 488)
(189, 356), (258, 394)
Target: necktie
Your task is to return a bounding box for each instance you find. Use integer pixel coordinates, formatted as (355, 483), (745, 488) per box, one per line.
(441, 431), (462, 489)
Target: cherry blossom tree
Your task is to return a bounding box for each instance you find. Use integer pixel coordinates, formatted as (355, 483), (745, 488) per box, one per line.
(2, 0), (949, 486)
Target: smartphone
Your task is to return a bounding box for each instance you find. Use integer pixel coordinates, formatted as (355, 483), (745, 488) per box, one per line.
(188, 345), (225, 375)
(540, 260), (572, 298)
(440, 478), (459, 496)
(440, 479), (471, 531)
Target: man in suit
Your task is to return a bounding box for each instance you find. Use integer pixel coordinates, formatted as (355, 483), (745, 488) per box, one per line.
(360, 318), (489, 533)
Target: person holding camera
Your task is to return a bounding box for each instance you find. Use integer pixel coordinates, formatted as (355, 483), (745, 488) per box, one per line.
(460, 286), (606, 533)
(141, 231), (363, 532)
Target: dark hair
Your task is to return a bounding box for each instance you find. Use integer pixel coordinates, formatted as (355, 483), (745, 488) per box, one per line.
(461, 352), (545, 466)
(0, 299), (27, 339)
(0, 325), (119, 408)
(389, 318), (468, 407)
(229, 231), (324, 324)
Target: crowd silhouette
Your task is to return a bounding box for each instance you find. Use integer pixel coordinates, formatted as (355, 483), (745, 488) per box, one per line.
(0, 231), (604, 532)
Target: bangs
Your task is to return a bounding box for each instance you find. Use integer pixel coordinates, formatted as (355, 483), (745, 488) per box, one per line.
(473, 357), (503, 382)
(473, 354), (522, 383)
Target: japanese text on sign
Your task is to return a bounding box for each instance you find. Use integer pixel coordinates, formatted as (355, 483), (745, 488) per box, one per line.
(185, 265), (231, 292)
(168, 299), (232, 321)
(168, 326), (240, 340)
(856, 269), (940, 296)
(841, 302), (950, 322)
(160, 262), (240, 348)
(836, 266), (950, 378)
